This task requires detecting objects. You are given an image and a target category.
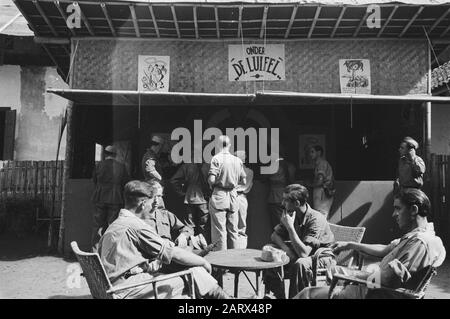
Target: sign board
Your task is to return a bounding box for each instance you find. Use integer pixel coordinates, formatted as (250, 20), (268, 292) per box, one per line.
(339, 59), (371, 94)
(228, 44), (285, 81)
(138, 55), (170, 92)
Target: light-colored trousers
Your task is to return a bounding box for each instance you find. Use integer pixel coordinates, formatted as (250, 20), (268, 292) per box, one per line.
(236, 193), (248, 249)
(114, 266), (218, 299)
(313, 187), (334, 218)
(209, 205), (239, 251)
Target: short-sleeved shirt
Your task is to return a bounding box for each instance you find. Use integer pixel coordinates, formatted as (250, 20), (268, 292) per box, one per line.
(398, 155), (426, 188)
(98, 209), (174, 283)
(170, 163), (210, 204)
(142, 150), (163, 182)
(208, 150), (246, 211)
(273, 204), (335, 254)
(142, 208), (194, 242)
(377, 226), (446, 289)
(334, 225), (446, 299)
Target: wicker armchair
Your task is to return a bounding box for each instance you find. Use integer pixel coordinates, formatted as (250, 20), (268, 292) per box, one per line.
(70, 241), (196, 299)
(311, 223), (366, 286)
(328, 265), (437, 299)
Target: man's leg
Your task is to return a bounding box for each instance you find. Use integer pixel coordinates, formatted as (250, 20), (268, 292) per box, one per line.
(236, 194), (248, 249)
(92, 204), (107, 249)
(289, 256), (334, 298)
(263, 267), (287, 299)
(294, 286), (330, 299)
(209, 204), (227, 251)
(289, 256), (313, 298)
(114, 273), (186, 299)
(196, 203), (211, 243)
(184, 204), (196, 232)
(226, 209), (240, 249)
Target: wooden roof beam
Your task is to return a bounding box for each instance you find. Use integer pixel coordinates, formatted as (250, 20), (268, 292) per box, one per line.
(399, 6), (423, 38)
(260, 5), (268, 39)
(33, 0), (58, 36)
(129, 5), (140, 37)
(237, 5), (243, 37)
(171, 5), (180, 38)
(148, 5), (160, 38)
(100, 3), (116, 37)
(353, 8), (370, 37)
(441, 24), (450, 37)
(76, 2), (95, 36)
(214, 6), (220, 39)
(41, 43), (66, 78)
(308, 6), (321, 38)
(193, 6), (199, 39)
(284, 5), (298, 39)
(430, 8), (450, 33)
(331, 6), (346, 38)
(54, 0), (76, 36)
(377, 5), (398, 37)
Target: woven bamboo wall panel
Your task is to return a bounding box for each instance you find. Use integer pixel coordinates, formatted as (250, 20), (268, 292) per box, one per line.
(72, 40), (428, 95)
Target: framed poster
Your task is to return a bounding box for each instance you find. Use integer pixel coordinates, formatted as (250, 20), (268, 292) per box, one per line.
(298, 134), (326, 169)
(339, 59), (371, 94)
(138, 55), (170, 92)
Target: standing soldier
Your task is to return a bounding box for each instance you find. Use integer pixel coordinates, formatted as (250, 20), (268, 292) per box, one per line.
(235, 150), (254, 249)
(91, 145), (130, 250)
(394, 137), (426, 194)
(208, 136), (246, 251)
(170, 153), (211, 243)
(142, 135), (165, 184)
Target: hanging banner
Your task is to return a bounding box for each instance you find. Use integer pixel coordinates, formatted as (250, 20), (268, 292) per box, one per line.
(339, 59), (371, 94)
(228, 44), (285, 81)
(138, 55), (170, 92)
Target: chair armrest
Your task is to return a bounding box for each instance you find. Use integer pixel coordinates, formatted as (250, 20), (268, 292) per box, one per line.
(329, 273), (422, 299)
(354, 251), (382, 269)
(107, 269), (193, 294)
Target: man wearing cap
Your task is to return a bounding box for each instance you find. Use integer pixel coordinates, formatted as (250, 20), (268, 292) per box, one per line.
(394, 137), (426, 194)
(208, 136), (247, 251)
(235, 150), (254, 249)
(142, 135), (165, 183)
(91, 145), (130, 250)
(97, 180), (234, 299)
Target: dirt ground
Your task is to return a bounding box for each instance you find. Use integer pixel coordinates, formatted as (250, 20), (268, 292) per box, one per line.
(1, 233), (449, 299)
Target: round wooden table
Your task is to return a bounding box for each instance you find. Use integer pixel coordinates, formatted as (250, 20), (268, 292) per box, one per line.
(204, 248), (289, 298)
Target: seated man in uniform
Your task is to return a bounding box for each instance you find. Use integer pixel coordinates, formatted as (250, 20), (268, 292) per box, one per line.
(296, 188), (446, 299)
(263, 184), (335, 299)
(97, 180), (233, 299)
(142, 180), (194, 247)
(142, 180), (209, 251)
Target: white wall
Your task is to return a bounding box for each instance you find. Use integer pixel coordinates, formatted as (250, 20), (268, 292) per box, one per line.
(0, 65), (69, 160)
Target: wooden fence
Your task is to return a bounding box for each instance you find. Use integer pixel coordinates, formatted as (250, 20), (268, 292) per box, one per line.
(429, 154), (450, 251)
(0, 161), (64, 218)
